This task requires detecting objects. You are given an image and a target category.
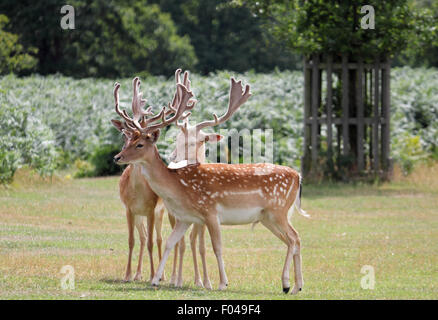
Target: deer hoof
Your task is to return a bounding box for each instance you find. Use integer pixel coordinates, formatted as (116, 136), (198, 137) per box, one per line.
(195, 279), (204, 288)
(218, 283), (228, 291)
(283, 287), (290, 294)
(291, 285), (301, 295)
(151, 277), (160, 287)
(204, 280), (212, 290)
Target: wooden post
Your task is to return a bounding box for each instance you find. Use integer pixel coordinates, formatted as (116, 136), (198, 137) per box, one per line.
(342, 54), (349, 156)
(369, 68), (373, 167)
(364, 68), (368, 166)
(326, 54), (333, 160)
(381, 58), (391, 171)
(373, 59), (380, 172)
(311, 54), (320, 168)
(356, 58), (364, 171)
(302, 57), (311, 175)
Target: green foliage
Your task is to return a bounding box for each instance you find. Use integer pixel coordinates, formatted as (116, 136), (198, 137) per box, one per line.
(394, 0), (438, 67)
(1, 68), (437, 183)
(244, 0), (434, 60)
(73, 159), (94, 178)
(90, 144), (124, 176)
(392, 133), (427, 174)
(0, 82), (58, 184)
(151, 0), (301, 74)
(0, 14), (37, 75)
(0, 146), (20, 184)
(391, 67), (438, 154)
(0, 1), (197, 77)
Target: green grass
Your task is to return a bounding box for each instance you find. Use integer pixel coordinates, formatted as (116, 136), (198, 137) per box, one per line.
(0, 169), (437, 299)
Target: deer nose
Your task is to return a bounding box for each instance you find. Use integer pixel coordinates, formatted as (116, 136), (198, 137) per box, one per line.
(114, 155), (122, 163)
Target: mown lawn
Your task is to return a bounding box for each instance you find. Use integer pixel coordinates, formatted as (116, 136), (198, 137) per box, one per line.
(0, 167), (437, 299)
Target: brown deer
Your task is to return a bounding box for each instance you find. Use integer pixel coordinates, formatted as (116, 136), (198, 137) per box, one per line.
(112, 74), (308, 294)
(112, 70), (220, 287)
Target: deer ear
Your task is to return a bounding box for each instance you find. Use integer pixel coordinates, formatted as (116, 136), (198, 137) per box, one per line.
(205, 133), (224, 143)
(147, 130), (160, 144)
(111, 120), (124, 132)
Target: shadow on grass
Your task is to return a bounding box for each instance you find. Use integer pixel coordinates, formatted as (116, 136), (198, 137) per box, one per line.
(101, 279), (130, 285)
(98, 278), (285, 297)
(100, 278), (197, 291)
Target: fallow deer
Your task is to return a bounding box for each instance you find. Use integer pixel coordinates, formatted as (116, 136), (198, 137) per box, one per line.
(112, 74), (308, 294)
(112, 70), (218, 286)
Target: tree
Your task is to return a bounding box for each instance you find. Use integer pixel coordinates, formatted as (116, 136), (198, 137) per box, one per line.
(150, 0), (301, 74)
(242, 0), (437, 64)
(0, 15), (37, 75)
(394, 0), (438, 67)
(0, 0), (197, 77)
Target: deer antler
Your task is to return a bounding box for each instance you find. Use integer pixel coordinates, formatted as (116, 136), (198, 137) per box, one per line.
(195, 77), (251, 132)
(139, 69), (196, 128)
(143, 83), (196, 133)
(113, 71), (196, 135)
(132, 77), (153, 123)
(114, 82), (138, 131)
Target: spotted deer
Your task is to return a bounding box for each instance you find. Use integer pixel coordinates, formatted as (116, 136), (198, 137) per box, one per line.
(169, 104), (266, 288)
(112, 74), (308, 294)
(112, 70), (220, 287)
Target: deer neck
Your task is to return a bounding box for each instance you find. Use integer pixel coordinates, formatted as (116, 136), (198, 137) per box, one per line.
(138, 146), (180, 200)
(129, 164), (145, 188)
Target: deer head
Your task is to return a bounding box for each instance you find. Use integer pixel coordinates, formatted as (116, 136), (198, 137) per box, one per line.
(112, 70), (196, 165)
(168, 77), (251, 165)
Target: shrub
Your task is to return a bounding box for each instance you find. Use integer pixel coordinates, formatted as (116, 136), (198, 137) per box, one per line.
(0, 14), (37, 75)
(392, 133), (428, 175)
(0, 148), (20, 184)
(0, 91), (58, 184)
(90, 144), (124, 176)
(73, 159), (94, 178)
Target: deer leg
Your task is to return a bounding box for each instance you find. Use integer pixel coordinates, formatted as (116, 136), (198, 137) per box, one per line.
(190, 224), (203, 287)
(205, 215), (228, 290)
(288, 225), (303, 295)
(176, 235), (186, 287)
(198, 224), (212, 290)
(168, 213), (179, 286)
(151, 220), (192, 287)
(262, 215), (302, 294)
(145, 212), (155, 282)
(124, 210), (135, 282)
(171, 243), (179, 286)
(261, 218), (290, 292)
(133, 216), (146, 281)
(154, 207), (165, 281)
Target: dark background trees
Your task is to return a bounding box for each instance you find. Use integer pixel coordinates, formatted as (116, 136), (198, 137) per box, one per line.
(0, 0), (436, 77)
(0, 0), (197, 77)
(149, 0), (301, 74)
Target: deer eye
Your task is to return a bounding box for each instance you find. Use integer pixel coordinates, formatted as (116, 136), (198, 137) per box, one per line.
(136, 144), (144, 149)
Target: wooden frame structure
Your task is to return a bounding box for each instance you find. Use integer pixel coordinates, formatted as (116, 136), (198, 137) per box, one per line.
(301, 53), (392, 179)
